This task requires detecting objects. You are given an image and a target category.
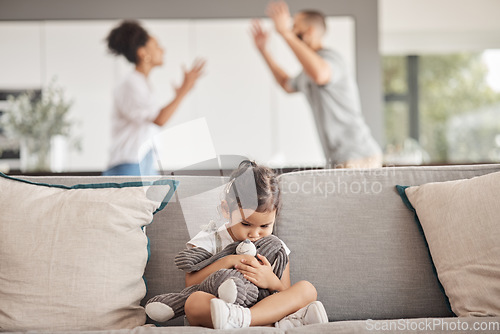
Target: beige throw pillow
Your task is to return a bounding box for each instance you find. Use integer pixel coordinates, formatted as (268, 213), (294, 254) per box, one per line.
(0, 174), (177, 331)
(403, 171), (500, 317)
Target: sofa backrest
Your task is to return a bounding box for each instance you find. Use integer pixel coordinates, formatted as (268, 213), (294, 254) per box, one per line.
(140, 175), (227, 326)
(20, 164), (500, 324)
(275, 164), (500, 321)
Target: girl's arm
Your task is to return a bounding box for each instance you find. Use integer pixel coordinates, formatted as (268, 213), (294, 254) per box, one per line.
(279, 263), (291, 291)
(185, 254), (255, 287)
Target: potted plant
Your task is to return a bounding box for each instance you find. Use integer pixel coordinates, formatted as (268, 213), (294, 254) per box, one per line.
(0, 80), (79, 172)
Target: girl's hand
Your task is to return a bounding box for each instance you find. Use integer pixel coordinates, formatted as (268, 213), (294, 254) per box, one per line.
(235, 254), (282, 291)
(224, 254), (255, 269)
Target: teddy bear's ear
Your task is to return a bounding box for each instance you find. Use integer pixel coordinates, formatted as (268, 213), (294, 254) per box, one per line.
(236, 239), (257, 256)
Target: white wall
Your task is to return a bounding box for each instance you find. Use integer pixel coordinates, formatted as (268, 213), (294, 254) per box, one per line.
(0, 17), (354, 171)
(380, 0), (500, 53)
(44, 21), (116, 171)
(0, 22), (42, 89)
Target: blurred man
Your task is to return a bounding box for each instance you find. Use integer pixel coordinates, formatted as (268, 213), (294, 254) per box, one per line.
(251, 1), (382, 168)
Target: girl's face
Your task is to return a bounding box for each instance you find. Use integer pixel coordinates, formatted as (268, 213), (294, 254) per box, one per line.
(226, 208), (276, 243)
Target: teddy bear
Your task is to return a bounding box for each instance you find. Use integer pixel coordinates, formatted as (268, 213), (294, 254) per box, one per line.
(145, 234), (289, 323)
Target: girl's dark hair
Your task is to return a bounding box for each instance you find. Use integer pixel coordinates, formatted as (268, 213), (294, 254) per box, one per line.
(106, 20), (149, 64)
(224, 160), (281, 216)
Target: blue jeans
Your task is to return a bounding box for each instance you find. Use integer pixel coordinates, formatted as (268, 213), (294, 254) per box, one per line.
(102, 151), (158, 176)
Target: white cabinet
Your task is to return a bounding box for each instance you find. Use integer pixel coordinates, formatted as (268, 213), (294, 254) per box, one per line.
(140, 20), (192, 128)
(44, 21), (116, 171)
(0, 17), (354, 171)
(191, 19), (275, 162)
(44, 20), (194, 171)
(0, 22), (42, 89)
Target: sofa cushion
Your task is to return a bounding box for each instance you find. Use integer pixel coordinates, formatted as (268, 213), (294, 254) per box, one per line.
(9, 174), (230, 327)
(285, 317), (500, 333)
(0, 173), (177, 331)
(275, 164), (500, 321)
(397, 171), (500, 317)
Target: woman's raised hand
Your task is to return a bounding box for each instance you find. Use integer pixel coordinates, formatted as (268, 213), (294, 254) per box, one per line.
(175, 58), (206, 97)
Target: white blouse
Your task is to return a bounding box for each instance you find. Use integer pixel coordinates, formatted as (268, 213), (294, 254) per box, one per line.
(107, 70), (160, 168)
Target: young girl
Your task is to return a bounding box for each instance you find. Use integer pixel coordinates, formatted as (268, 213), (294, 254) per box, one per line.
(183, 160), (328, 329)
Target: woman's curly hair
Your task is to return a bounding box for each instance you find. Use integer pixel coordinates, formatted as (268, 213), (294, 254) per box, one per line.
(106, 20), (149, 64)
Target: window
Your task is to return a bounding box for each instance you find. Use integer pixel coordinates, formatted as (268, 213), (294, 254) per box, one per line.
(383, 52), (500, 164)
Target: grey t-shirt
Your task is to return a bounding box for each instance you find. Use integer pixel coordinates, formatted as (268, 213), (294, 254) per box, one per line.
(289, 48), (381, 164)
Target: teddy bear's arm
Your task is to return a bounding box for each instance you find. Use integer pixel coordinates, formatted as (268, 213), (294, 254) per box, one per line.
(185, 255), (237, 286)
(175, 241), (240, 273)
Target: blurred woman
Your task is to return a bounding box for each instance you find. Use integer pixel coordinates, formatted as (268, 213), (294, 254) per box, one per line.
(104, 20), (205, 176)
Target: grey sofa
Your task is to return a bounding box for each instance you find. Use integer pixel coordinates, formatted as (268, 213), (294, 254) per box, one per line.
(14, 164), (500, 333)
